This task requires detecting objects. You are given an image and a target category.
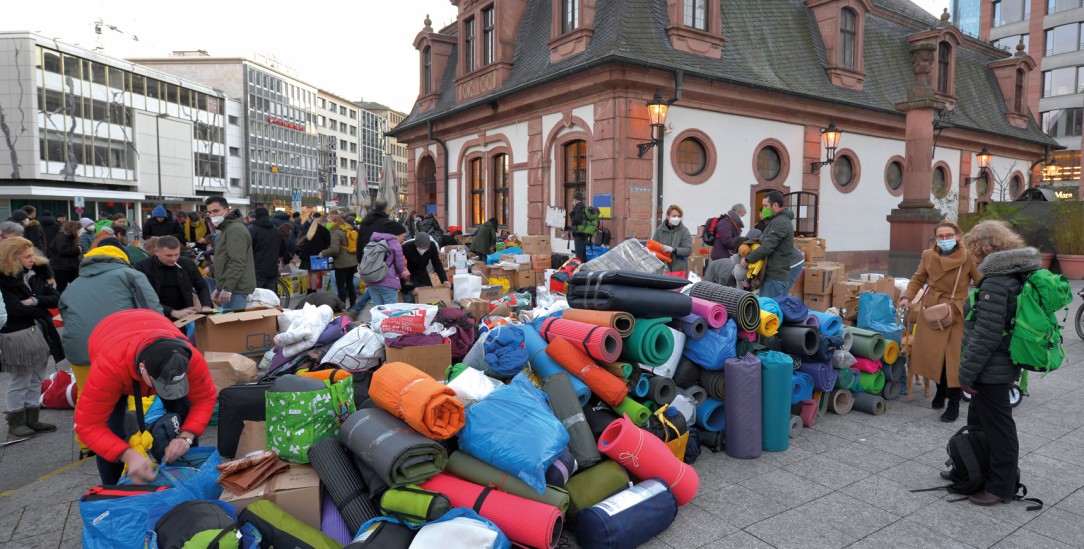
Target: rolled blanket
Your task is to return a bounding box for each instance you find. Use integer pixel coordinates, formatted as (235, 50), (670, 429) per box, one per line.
(339, 408), (448, 488)
(809, 311), (842, 336)
(545, 337), (629, 407)
(690, 297), (727, 329)
(561, 309), (637, 338)
(757, 310), (780, 337)
(688, 281), (760, 331)
(540, 317), (623, 363)
(370, 362), (466, 440)
(482, 325), (530, 378)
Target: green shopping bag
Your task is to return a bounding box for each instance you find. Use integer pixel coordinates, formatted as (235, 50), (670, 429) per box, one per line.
(266, 369), (355, 463)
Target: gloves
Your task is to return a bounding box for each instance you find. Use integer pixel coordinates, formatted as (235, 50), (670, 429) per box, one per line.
(661, 245), (674, 253)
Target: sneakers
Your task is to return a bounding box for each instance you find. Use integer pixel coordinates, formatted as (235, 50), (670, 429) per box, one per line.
(969, 491), (1010, 506)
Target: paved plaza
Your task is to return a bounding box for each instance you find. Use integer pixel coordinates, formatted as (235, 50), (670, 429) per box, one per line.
(1, 281), (1082, 548)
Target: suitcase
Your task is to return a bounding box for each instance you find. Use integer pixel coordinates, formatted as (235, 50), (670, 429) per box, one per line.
(218, 380), (273, 458)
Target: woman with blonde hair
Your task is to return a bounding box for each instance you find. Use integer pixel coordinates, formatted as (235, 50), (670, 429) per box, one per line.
(900, 220), (982, 422)
(319, 213), (359, 307)
(0, 238), (62, 438)
(955, 220), (1035, 506)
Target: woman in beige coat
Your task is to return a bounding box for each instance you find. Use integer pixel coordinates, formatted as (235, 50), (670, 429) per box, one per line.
(900, 221), (982, 422)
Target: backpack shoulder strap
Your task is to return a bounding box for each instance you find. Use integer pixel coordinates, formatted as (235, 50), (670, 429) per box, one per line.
(124, 270), (150, 310)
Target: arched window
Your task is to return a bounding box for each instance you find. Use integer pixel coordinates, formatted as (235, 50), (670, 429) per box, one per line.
(563, 140), (587, 212)
(492, 154), (509, 227)
(418, 156), (437, 214)
(469, 157), (484, 225)
(423, 47), (432, 94)
(933, 165), (949, 197)
(1014, 68), (1025, 113)
(840, 8), (857, 69)
(938, 41), (952, 94)
(1010, 174), (1024, 198)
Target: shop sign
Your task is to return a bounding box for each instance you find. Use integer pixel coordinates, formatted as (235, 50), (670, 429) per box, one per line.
(268, 116), (306, 132)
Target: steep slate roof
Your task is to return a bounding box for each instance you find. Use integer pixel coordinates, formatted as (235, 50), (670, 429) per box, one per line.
(396, 0), (1055, 147)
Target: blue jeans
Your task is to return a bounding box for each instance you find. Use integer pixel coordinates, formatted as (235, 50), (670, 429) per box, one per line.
(224, 292), (248, 310)
(788, 266), (804, 292)
(759, 278), (789, 299)
(367, 285), (399, 305)
(350, 289), (373, 313)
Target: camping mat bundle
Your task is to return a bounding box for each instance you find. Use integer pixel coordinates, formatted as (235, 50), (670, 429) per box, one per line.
(574, 479), (678, 549)
(699, 369), (725, 400)
(680, 385), (707, 406)
(835, 367), (856, 390)
(817, 390), (830, 417)
(774, 296), (809, 324)
(858, 371), (886, 394)
(696, 397), (726, 432)
(568, 269), (689, 290)
(583, 397), (622, 440)
(882, 380), (902, 400)
(545, 337), (629, 406)
(689, 297), (728, 329)
(540, 317), (623, 363)
(809, 311), (843, 336)
(883, 340), (900, 365)
(524, 325), (592, 406)
(852, 392), (887, 415)
(445, 451), (571, 514)
(378, 485), (450, 524)
(760, 351), (794, 452)
(671, 357), (701, 389)
(791, 372), (814, 404)
(620, 317), (675, 366)
(564, 459), (632, 514)
(339, 408), (448, 488)
(847, 327), (886, 361)
(758, 310), (780, 337)
(853, 356), (883, 374)
(307, 438), (380, 533)
(828, 389), (854, 414)
(789, 415), (803, 437)
(647, 375), (677, 405)
(598, 414), (700, 506)
(611, 397), (652, 426)
(600, 361), (634, 380)
(370, 362), (465, 440)
(631, 375), (650, 399)
(670, 314), (708, 340)
(778, 326), (819, 356)
(561, 309), (637, 338)
(542, 371), (603, 469)
(724, 354), (763, 459)
(568, 284), (692, 319)
(688, 281), (760, 332)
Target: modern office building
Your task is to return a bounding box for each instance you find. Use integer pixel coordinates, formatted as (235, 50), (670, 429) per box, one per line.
(316, 90), (361, 209)
(357, 101), (409, 211)
(982, 0), (1084, 196)
(131, 53), (323, 209)
(357, 108), (388, 208)
(950, 0), (983, 37)
(0, 32), (235, 220)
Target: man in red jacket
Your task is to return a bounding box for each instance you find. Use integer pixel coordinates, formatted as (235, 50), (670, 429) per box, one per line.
(74, 309), (216, 484)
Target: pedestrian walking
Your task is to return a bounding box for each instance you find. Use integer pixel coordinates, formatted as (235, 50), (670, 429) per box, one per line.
(204, 197), (256, 309)
(319, 213), (359, 307)
(249, 207), (291, 293)
(47, 220), (82, 293)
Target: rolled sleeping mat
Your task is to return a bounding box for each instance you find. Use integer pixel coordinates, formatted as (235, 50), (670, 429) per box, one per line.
(633, 375), (650, 399)
(542, 372), (604, 470)
(690, 297), (728, 329)
(671, 357), (702, 389)
(688, 281), (761, 332)
(858, 370), (886, 394)
(339, 408), (448, 489)
(759, 350), (794, 453)
(597, 414), (700, 506)
(564, 459), (632, 515)
(679, 385), (708, 406)
(798, 361), (839, 393)
(568, 270), (690, 290)
(881, 380), (902, 401)
(847, 368), (862, 393)
(567, 284), (692, 319)
(322, 482), (355, 545)
(583, 397), (622, 441)
(791, 372), (815, 404)
(379, 485), (451, 525)
(828, 389), (854, 414)
(545, 449), (578, 487)
(540, 317), (624, 363)
(669, 393), (698, 425)
(852, 356), (883, 374)
(695, 397), (726, 433)
(778, 326), (819, 356)
(834, 367), (856, 390)
(883, 340), (900, 365)
(307, 438), (381, 534)
(723, 354), (763, 459)
(803, 314), (820, 328)
(757, 310), (781, 337)
(419, 473), (564, 549)
(847, 327), (886, 361)
(599, 361), (634, 380)
(620, 317), (675, 366)
(545, 337), (629, 407)
(370, 362), (466, 440)
(699, 369), (725, 400)
(797, 399), (818, 428)
(670, 314), (709, 341)
(840, 329), (854, 352)
(611, 397), (651, 426)
(445, 451), (571, 514)
(643, 400), (659, 413)
(852, 392), (887, 415)
(789, 415), (803, 438)
(560, 309), (637, 339)
(574, 479), (678, 549)
(817, 390), (829, 417)
(647, 375), (678, 405)
(808, 311), (843, 336)
(638, 327), (685, 379)
(524, 325), (592, 406)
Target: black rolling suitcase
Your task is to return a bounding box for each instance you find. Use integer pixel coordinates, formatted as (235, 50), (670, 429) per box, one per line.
(217, 380), (273, 458)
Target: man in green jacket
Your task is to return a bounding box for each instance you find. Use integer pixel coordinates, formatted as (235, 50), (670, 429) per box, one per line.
(743, 190), (795, 298)
(205, 197), (256, 309)
(470, 216), (498, 259)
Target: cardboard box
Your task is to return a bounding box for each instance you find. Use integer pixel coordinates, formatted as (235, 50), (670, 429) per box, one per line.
(795, 237), (827, 263)
(832, 279), (874, 319)
(790, 271), (805, 297)
(220, 464), (321, 531)
(804, 262), (846, 295)
(520, 235), (552, 255)
(460, 298), (491, 321)
(499, 254), (518, 264)
(385, 343), (453, 381)
(805, 293), (832, 312)
(514, 254), (532, 264)
(203, 352), (259, 394)
(480, 284), (503, 300)
(514, 269), (537, 290)
(415, 286), (454, 306)
(175, 309), (281, 359)
(687, 255), (707, 277)
(532, 254), (551, 272)
(691, 236), (705, 257)
(236, 420), (267, 457)
(872, 276), (901, 302)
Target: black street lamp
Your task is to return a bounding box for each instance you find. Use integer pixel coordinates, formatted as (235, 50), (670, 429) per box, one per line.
(810, 121), (842, 174)
(965, 146), (992, 186)
(637, 90), (671, 158)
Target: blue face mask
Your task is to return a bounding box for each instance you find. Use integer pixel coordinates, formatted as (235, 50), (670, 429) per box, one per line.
(936, 238), (956, 251)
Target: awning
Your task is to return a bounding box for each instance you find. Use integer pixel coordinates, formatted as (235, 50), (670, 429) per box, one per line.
(0, 185), (145, 201)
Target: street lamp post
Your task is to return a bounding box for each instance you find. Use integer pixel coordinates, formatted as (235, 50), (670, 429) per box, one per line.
(637, 90), (674, 229)
(155, 113), (170, 201)
(810, 121), (842, 174)
(964, 146), (992, 187)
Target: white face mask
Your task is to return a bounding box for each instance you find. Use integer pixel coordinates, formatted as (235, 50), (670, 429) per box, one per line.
(209, 215), (225, 226)
(669, 216), (681, 225)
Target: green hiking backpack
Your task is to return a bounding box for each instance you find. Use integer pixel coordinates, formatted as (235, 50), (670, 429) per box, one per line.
(1007, 269), (1072, 373)
(575, 206), (600, 236)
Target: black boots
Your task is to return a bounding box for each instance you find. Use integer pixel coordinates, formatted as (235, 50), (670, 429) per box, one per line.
(5, 409), (36, 438)
(932, 383), (946, 409)
(940, 390), (961, 422)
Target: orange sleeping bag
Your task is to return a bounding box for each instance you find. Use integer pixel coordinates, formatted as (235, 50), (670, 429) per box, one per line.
(545, 337), (629, 406)
(646, 240), (673, 263)
(370, 362), (466, 440)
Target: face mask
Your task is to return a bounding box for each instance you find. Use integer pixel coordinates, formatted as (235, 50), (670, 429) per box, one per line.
(761, 207), (773, 219)
(209, 216), (225, 226)
(936, 238), (956, 251)
(669, 216), (681, 225)
(326, 222), (335, 230)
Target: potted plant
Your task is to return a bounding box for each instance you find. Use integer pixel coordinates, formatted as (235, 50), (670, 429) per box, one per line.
(1052, 201), (1084, 279)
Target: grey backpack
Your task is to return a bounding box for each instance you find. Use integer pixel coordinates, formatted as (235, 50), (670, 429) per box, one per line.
(358, 240), (391, 283)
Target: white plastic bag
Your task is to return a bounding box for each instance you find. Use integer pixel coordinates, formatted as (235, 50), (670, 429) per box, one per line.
(370, 303), (438, 335)
(246, 288), (280, 309)
(321, 324), (386, 372)
(273, 303), (333, 359)
(447, 367), (502, 406)
(453, 274), (482, 301)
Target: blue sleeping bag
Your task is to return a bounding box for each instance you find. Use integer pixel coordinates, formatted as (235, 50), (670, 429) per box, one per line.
(574, 479), (678, 549)
(482, 325), (529, 377)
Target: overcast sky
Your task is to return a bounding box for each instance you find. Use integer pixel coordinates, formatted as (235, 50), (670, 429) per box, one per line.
(7, 0), (947, 114)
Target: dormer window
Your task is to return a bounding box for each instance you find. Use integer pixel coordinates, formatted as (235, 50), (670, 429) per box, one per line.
(987, 49), (1035, 128)
(685, 0), (707, 30)
(483, 7), (495, 65)
(423, 47), (432, 94)
(840, 8), (856, 69)
(464, 17), (476, 73)
(550, 0), (595, 62)
(562, 0), (579, 33)
(938, 41), (952, 94)
(664, 0), (724, 58)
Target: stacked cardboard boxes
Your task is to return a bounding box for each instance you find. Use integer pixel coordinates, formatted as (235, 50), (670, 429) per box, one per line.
(795, 237), (827, 263)
(802, 262), (845, 312)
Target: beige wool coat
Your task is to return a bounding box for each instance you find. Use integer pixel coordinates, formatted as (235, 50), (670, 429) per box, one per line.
(901, 246), (982, 388)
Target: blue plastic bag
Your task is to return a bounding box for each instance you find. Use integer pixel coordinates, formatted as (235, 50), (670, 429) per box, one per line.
(857, 292), (903, 343)
(684, 319), (737, 370)
(486, 246), (523, 265)
(458, 374), (570, 493)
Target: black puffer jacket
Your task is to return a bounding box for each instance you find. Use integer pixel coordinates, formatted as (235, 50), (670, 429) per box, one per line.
(958, 247), (1040, 387)
(356, 211), (389, 262)
(249, 216), (290, 279)
(47, 232), (81, 272)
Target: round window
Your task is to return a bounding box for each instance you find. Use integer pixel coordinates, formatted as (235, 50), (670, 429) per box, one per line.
(676, 138), (706, 176)
(1010, 175), (1023, 198)
(834, 156), (854, 186)
(933, 166), (948, 197)
(886, 161), (903, 190)
(757, 147), (781, 181)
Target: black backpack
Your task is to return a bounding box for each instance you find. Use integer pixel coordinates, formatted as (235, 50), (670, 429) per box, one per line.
(702, 216), (723, 245)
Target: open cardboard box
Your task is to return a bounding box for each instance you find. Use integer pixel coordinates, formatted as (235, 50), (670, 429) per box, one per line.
(385, 342), (452, 381)
(203, 352), (259, 394)
(220, 464), (321, 531)
(415, 286), (454, 306)
(175, 308), (281, 359)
